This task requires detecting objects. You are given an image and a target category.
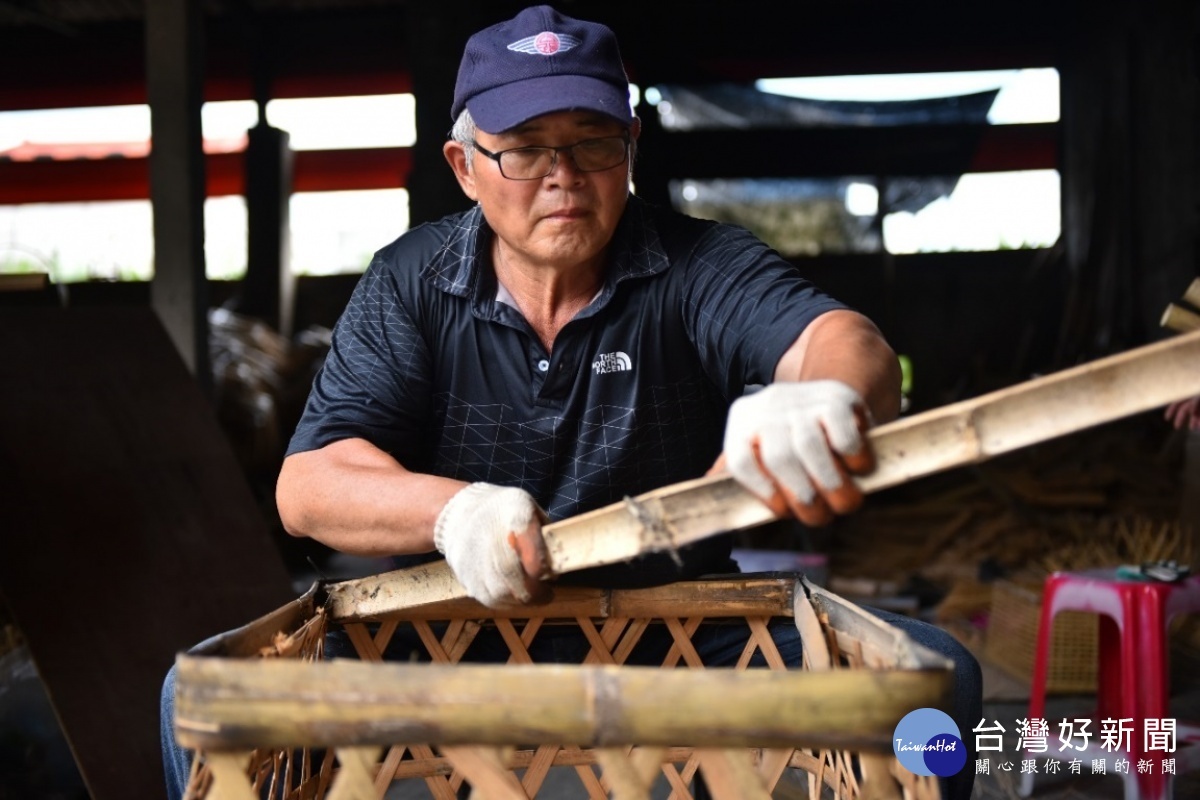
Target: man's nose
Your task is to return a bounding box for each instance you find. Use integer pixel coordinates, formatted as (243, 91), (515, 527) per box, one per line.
(546, 147), (585, 181)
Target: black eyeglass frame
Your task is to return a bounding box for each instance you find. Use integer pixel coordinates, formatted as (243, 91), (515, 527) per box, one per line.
(470, 133), (631, 180)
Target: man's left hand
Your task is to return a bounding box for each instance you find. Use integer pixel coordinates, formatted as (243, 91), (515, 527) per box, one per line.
(720, 380), (875, 526)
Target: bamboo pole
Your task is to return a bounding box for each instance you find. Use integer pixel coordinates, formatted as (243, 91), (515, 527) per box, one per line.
(1161, 303), (1200, 333)
(325, 328), (1200, 617)
(174, 657), (950, 753)
(1182, 277), (1200, 310)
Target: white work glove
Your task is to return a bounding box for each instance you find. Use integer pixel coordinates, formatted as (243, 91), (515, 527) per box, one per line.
(722, 380), (875, 526)
(434, 482), (548, 607)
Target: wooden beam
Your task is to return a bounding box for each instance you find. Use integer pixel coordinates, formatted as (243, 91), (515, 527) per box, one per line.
(236, 123), (294, 335)
(145, 0), (209, 381)
(0, 148), (413, 204)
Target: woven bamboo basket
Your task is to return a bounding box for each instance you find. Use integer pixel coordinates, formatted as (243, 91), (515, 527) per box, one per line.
(174, 574), (951, 799)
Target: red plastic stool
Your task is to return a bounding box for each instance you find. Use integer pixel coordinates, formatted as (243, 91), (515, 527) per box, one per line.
(1019, 569), (1200, 799)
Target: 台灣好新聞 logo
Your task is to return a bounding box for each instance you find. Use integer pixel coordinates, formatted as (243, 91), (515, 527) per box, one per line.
(894, 708), (967, 778)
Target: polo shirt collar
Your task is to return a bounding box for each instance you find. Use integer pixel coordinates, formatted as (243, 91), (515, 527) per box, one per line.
(420, 195), (669, 302)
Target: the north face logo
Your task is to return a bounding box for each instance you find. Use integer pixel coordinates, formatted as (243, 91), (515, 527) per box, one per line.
(592, 352), (633, 375)
(507, 32), (581, 55)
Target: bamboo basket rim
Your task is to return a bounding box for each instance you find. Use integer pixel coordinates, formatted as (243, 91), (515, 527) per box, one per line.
(184, 574), (952, 670)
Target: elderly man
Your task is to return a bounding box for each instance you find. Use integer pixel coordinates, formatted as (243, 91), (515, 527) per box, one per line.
(164, 6), (979, 799)
(277, 5), (900, 600)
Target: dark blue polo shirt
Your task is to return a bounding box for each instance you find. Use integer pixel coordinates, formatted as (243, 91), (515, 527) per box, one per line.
(288, 195), (846, 586)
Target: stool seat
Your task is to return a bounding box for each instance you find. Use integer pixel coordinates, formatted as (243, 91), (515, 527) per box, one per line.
(1019, 569), (1200, 800)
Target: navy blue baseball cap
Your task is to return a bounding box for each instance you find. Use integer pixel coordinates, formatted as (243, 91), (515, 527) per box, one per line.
(451, 5), (634, 133)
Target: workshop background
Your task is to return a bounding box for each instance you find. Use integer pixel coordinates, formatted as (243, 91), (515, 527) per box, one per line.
(0, 1), (1197, 798)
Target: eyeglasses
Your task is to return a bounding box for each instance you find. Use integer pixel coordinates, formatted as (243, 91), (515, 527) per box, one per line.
(472, 134), (630, 180)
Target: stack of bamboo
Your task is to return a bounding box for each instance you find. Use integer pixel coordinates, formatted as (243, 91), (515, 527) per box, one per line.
(811, 412), (1193, 691)
(823, 414), (1188, 619)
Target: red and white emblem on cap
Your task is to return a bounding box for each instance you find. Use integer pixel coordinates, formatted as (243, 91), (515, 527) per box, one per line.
(507, 32), (581, 55)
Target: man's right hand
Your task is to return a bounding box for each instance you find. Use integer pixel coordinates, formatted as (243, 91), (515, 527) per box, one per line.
(719, 380), (875, 526)
(433, 483), (550, 607)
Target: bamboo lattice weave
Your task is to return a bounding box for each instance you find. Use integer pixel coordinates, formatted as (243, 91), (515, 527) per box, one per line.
(177, 576), (946, 800)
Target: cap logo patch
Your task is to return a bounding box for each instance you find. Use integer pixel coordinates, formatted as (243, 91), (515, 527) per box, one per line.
(507, 32), (581, 55)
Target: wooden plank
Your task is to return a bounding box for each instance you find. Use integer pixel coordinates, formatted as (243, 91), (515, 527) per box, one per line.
(325, 328), (1200, 617)
(0, 307), (295, 800)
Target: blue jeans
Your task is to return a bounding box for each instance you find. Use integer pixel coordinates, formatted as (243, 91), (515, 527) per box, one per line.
(162, 608), (979, 800)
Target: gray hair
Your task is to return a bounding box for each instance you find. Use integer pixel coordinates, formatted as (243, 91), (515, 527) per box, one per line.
(450, 108), (477, 166)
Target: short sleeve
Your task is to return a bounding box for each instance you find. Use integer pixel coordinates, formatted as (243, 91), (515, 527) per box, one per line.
(286, 257), (434, 466)
(680, 224), (847, 400)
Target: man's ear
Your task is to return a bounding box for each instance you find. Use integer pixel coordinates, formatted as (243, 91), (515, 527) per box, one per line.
(629, 116), (642, 143)
(443, 140), (478, 201)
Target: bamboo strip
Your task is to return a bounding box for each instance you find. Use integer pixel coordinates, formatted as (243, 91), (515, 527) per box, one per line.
(382, 746), (699, 780)
(756, 747), (793, 793)
(660, 761), (692, 799)
(412, 744), (457, 800)
(794, 593), (832, 671)
(608, 618), (649, 665)
(694, 748), (771, 800)
(325, 747), (381, 800)
(858, 753), (902, 800)
(374, 745), (407, 796)
(564, 745), (609, 797)
(446, 619), (483, 663)
(519, 744), (560, 796)
(580, 617), (627, 665)
(660, 617), (703, 669)
(596, 747), (654, 800)
(438, 746), (526, 799)
(629, 747), (668, 792)
(175, 659), (949, 753)
(205, 752), (257, 800)
(494, 618), (533, 665)
(325, 328), (1200, 617)
(663, 618), (704, 668)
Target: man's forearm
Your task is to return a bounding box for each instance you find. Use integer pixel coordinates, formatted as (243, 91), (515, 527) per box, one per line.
(276, 437), (466, 557)
(775, 309), (902, 424)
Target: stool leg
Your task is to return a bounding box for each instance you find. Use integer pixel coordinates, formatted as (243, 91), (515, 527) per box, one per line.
(1116, 589), (1146, 800)
(1135, 585), (1171, 800)
(1020, 578), (1062, 798)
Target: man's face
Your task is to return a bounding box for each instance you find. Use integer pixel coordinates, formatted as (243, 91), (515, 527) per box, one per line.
(444, 110), (638, 272)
